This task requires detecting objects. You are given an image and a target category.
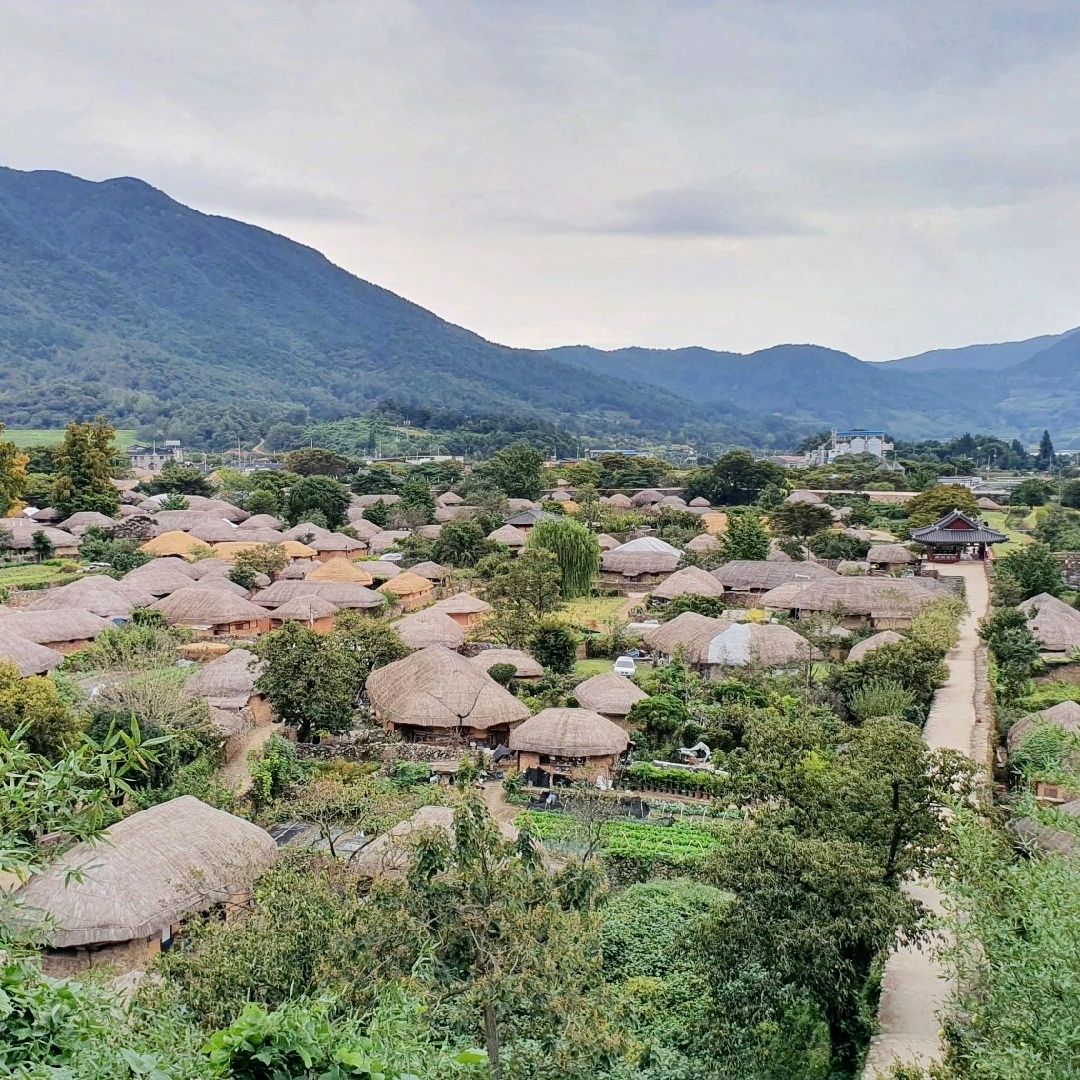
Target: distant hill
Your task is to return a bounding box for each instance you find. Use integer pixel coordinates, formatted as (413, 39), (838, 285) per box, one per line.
(0, 166), (1077, 447)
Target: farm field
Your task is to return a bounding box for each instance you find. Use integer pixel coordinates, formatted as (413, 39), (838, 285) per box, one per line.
(0, 561), (81, 589)
(981, 510), (1032, 554)
(6, 427), (139, 449)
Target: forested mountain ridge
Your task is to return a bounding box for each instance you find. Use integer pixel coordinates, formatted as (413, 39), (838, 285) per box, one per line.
(0, 165), (1077, 447)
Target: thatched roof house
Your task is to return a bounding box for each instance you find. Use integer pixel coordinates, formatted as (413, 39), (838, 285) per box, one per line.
(1007, 700), (1080, 754)
(0, 629), (64, 676)
(836, 560), (870, 575)
(366, 645), (530, 744)
(976, 497), (1005, 511)
(431, 591), (491, 629)
(369, 530), (411, 554)
(644, 612), (730, 662)
(212, 540), (317, 563)
(269, 595), (340, 632)
(408, 560), (451, 582)
(437, 491), (464, 506)
(0, 609), (111, 651)
(355, 493), (401, 508)
(703, 622), (820, 669)
(650, 565), (725, 602)
(361, 560), (402, 581)
(139, 531), (212, 560)
(151, 587), (271, 637)
(184, 648), (267, 715)
(785, 489), (823, 504)
(238, 514), (284, 530)
(122, 562), (201, 596)
(758, 575), (951, 627)
(847, 630), (905, 663)
(601, 537), (682, 583)
(509, 707), (629, 779)
(394, 609), (464, 649)
(713, 559), (836, 594)
(181, 557), (228, 580)
(470, 648), (544, 680)
(14, 796), (276, 970)
(571, 672), (647, 720)
(595, 533), (620, 552)
(56, 511), (118, 536)
(28, 577), (156, 618)
(154, 510), (236, 533)
(631, 489), (665, 508)
(1016, 593), (1080, 652)
(307, 558), (375, 585)
(0, 522), (79, 556)
(605, 493), (633, 509)
(253, 579), (385, 612)
(186, 519), (245, 544)
(866, 543), (916, 569)
(488, 524), (527, 548)
(378, 571), (436, 611)
(686, 532), (722, 554)
(689, 496), (711, 508)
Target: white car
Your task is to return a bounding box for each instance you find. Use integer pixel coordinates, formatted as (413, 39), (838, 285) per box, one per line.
(613, 655), (637, 677)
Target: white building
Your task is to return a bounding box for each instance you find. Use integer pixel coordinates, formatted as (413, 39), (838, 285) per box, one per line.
(807, 429), (894, 466)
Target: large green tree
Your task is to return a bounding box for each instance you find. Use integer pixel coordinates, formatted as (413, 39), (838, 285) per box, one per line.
(0, 423), (29, 516)
(432, 519), (492, 567)
(51, 417), (121, 516)
(285, 475), (350, 529)
(526, 517), (600, 598)
(905, 484), (980, 531)
(719, 510), (771, 561)
(142, 460), (214, 496)
(476, 443), (544, 500)
(684, 450), (786, 506)
(768, 501), (835, 544)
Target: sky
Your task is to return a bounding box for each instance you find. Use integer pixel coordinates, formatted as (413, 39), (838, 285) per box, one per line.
(3, 0), (1080, 360)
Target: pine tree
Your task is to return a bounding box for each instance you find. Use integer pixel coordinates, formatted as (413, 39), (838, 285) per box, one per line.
(720, 511), (771, 561)
(51, 417), (120, 516)
(1036, 430), (1055, 472)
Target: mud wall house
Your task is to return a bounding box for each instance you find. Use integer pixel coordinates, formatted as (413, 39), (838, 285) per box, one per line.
(600, 537), (683, 592)
(377, 571), (436, 612)
(150, 587), (272, 638)
(430, 591), (491, 630)
(571, 672), (648, 723)
(13, 796), (277, 976)
(184, 647), (274, 726)
(0, 521), (80, 560)
(365, 645), (530, 747)
(509, 707), (630, 785)
(267, 595), (340, 633)
(0, 609), (111, 653)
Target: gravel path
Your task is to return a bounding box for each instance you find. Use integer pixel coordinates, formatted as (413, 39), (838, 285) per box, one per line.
(862, 562), (989, 1077)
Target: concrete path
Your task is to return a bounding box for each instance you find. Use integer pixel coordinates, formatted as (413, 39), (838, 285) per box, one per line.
(863, 562), (989, 1078)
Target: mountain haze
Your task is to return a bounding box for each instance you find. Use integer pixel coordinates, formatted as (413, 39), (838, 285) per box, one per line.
(0, 166), (1077, 447)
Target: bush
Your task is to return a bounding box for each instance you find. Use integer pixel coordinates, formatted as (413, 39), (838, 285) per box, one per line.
(487, 662), (518, 686)
(910, 597), (966, 653)
(847, 678), (917, 723)
(249, 734), (303, 809)
(530, 618), (577, 674)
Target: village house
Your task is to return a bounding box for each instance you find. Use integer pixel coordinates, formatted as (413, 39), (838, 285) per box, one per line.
(430, 591), (491, 629)
(150, 587), (272, 638)
(509, 707), (630, 785)
(571, 672), (648, 723)
(268, 595), (340, 632)
(377, 570), (436, 612)
(393, 608), (465, 650)
(1016, 593), (1080, 653)
(0, 628), (64, 676)
(469, 648), (544, 681)
(909, 509), (1007, 562)
(0, 609), (111, 653)
(712, 559), (837, 599)
(600, 537), (683, 591)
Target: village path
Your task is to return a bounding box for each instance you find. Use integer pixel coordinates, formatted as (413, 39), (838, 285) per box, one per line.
(862, 561), (990, 1078)
(218, 722), (282, 795)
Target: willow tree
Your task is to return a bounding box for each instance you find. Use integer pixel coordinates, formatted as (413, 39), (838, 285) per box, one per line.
(526, 517), (600, 599)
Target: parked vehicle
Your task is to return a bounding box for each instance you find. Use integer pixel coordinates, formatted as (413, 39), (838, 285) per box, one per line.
(613, 655), (637, 676)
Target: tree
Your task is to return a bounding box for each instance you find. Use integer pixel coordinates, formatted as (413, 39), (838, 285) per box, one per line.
(476, 443), (544, 500)
(397, 473), (436, 524)
(285, 475), (350, 529)
(684, 450), (786, 506)
(526, 517), (600, 599)
(904, 484), (980, 531)
(0, 663), (81, 759)
(829, 639), (948, 723)
(78, 526), (150, 574)
(529, 618), (577, 674)
(30, 529), (54, 561)
(979, 607), (1041, 701)
(143, 460), (214, 496)
(715, 509), (768, 561)
(362, 498), (391, 528)
(1036, 429), (1056, 471)
(769, 501), (835, 544)
(1010, 477), (1053, 507)
(995, 541), (1064, 601)
(159, 491), (190, 510)
(51, 417), (121, 516)
(244, 487), (283, 516)
(432, 518), (492, 568)
(484, 548), (563, 620)
(1060, 479), (1080, 510)
(232, 542), (290, 582)
(0, 424), (29, 516)
(626, 693), (691, 754)
(283, 447), (354, 477)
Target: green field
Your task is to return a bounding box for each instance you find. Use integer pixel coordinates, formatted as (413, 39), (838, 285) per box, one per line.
(5, 428), (139, 449)
(573, 658), (615, 678)
(0, 562), (81, 589)
(981, 510), (1032, 554)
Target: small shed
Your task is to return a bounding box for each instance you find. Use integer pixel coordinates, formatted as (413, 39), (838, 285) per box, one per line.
(184, 647), (272, 724)
(431, 591), (492, 630)
(509, 708), (629, 783)
(151, 587), (271, 638)
(269, 595), (340, 633)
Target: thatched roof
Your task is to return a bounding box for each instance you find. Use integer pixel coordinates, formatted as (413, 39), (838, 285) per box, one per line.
(416, 524), (443, 541)
(847, 630), (906, 663)
(704, 622), (820, 668)
(28, 577), (155, 617)
(0, 609), (110, 644)
(154, 510), (236, 533)
(212, 540), (317, 563)
(785, 489), (823, 504)
(190, 498), (248, 523)
(713, 560), (836, 592)
(408, 560), (450, 582)
(432, 592), (491, 616)
(976, 497), (1004, 511)
(595, 533), (620, 552)
(182, 558), (229, 580)
(123, 563), (200, 596)
(151, 587), (270, 627)
(352, 805), (516, 879)
(758, 576), (951, 620)
(867, 543), (916, 565)
(509, 707), (629, 757)
(14, 796), (277, 947)
(56, 511), (117, 534)
(184, 648), (264, 709)
(470, 648), (544, 678)
(271, 595), (341, 623)
(0, 629), (64, 676)
(435, 504), (472, 523)
(238, 514), (284, 530)
(193, 576), (251, 598)
(1017, 593), (1080, 651)
(700, 511), (728, 536)
(369, 530), (411, 554)
(1008, 817), (1077, 857)
(393, 609), (464, 649)
(355, 493), (401, 508)
(488, 524), (526, 547)
(254, 580), (385, 610)
(602, 536), (682, 576)
(650, 565), (725, 601)
(686, 532), (721, 553)
(235, 527), (288, 545)
(644, 612), (731, 660)
(307, 559), (375, 585)
(689, 496), (711, 508)
(606, 493), (633, 509)
(658, 495), (687, 509)
(378, 571), (435, 598)
(836, 560), (870, 575)
(308, 532), (366, 553)
(437, 491), (464, 506)
(1007, 700), (1080, 753)
(362, 560), (402, 580)
(506, 498), (538, 511)
(139, 531), (212, 559)
(281, 523), (331, 542)
(631, 488), (664, 507)
(366, 645), (529, 730)
(186, 519), (244, 543)
(572, 673), (647, 717)
(1, 523), (79, 551)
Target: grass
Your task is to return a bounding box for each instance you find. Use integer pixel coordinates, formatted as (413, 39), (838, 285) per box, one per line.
(574, 658), (615, 678)
(5, 427), (139, 449)
(981, 511), (1032, 555)
(559, 595), (627, 630)
(0, 561), (81, 589)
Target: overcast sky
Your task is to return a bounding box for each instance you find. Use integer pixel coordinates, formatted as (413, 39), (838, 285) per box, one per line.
(4, 1), (1080, 359)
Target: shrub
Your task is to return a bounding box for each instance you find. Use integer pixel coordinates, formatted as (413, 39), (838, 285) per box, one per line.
(847, 678), (917, 723)
(910, 597), (966, 653)
(487, 662), (518, 686)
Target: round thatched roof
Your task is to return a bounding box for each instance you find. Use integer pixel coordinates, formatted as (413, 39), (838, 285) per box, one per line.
(123, 562), (201, 596)
(650, 565), (725, 601)
(28, 577), (155, 617)
(437, 491), (464, 505)
(393, 609), (464, 649)
(307, 559), (374, 585)
(271, 595), (340, 623)
(630, 489), (664, 508)
(704, 622), (820, 668)
(56, 511), (118, 535)
(714, 560), (837, 592)
(0, 608), (110, 644)
(238, 514), (284, 530)
(847, 630), (905, 663)
(605, 493), (633, 509)
(378, 571), (435, 598)
(185, 519), (243, 543)
(309, 532), (366, 553)
(572, 673), (647, 717)
(281, 523), (332, 542)
(362, 560), (402, 580)
(509, 707), (629, 757)
(344, 516), (385, 542)
(408, 560), (451, 582)
(1017, 593), (1080, 651)
(212, 540), (317, 563)
(355, 493), (401, 508)
(0, 629), (64, 676)
(644, 611), (731, 660)
(182, 557), (230, 580)
(785, 489), (823, 504)
(1007, 700), (1080, 753)
(151, 587), (270, 626)
(14, 796), (277, 947)
(686, 532), (722, 553)
(758, 576), (950, 620)
(595, 533), (621, 551)
(254, 579), (385, 610)
(366, 645), (530, 729)
(867, 543), (916, 565)
(432, 592), (491, 616)
(184, 648), (263, 709)
(369, 530), (411, 554)
(469, 648), (544, 678)
(689, 496), (711, 508)
(193, 575), (251, 598)
(140, 531), (213, 559)
(602, 536), (682, 576)
(488, 524), (526, 547)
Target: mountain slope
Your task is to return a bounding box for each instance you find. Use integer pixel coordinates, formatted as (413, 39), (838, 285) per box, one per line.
(882, 331), (1073, 373)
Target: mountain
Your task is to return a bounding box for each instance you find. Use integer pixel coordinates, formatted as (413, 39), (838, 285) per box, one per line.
(0, 166), (1077, 448)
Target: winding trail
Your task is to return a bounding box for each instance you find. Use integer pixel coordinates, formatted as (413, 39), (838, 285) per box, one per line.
(862, 562), (990, 1077)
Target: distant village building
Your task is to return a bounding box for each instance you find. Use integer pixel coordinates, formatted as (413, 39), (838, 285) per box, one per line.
(126, 440), (185, 473)
(806, 429), (895, 467)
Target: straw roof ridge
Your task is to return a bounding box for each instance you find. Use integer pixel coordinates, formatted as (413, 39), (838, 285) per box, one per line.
(14, 796), (277, 947)
(0, 609), (111, 644)
(393, 609), (464, 649)
(509, 707), (629, 756)
(602, 536), (683, 575)
(151, 587), (270, 624)
(123, 563), (201, 596)
(431, 592), (491, 615)
(238, 514), (284, 530)
(139, 531), (212, 559)
(572, 672), (647, 717)
(650, 564), (725, 601)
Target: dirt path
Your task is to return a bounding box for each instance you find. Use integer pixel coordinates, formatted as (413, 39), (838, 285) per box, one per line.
(863, 562), (989, 1077)
(480, 780), (521, 826)
(218, 722), (282, 795)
